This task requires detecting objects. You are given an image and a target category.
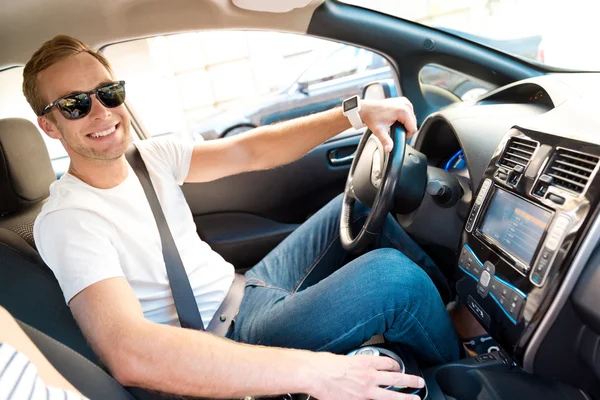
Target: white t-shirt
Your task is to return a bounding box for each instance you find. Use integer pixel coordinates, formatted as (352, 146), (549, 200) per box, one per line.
(34, 138), (235, 328)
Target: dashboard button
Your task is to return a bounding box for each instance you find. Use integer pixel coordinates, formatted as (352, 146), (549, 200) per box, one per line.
(547, 193), (565, 205)
(555, 216), (570, 230)
(480, 271), (491, 286)
(546, 236), (560, 251)
(477, 262), (495, 298)
(490, 280), (499, 294)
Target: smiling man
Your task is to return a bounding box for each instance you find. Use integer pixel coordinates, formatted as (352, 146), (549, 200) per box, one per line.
(26, 35), (459, 400)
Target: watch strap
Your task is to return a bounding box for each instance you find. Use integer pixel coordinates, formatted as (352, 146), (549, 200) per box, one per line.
(346, 110), (365, 130)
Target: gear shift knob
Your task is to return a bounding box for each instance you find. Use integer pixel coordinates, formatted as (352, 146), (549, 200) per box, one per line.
(347, 346), (407, 390)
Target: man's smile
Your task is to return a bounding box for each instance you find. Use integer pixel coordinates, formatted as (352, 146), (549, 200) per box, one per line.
(87, 123), (119, 139)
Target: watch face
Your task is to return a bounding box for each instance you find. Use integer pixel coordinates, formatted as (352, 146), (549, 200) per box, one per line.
(344, 96), (358, 112)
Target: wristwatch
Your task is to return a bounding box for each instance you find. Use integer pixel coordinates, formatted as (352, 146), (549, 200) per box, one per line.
(342, 95), (365, 130)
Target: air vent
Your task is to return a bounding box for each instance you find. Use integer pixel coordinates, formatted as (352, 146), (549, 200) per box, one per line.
(545, 148), (599, 194)
(498, 137), (537, 169)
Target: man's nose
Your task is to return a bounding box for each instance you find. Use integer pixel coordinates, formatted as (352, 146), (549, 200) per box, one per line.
(88, 94), (112, 120)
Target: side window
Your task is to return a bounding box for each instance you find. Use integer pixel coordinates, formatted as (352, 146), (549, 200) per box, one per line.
(297, 46), (389, 89)
(420, 64), (496, 103)
(103, 31), (398, 140)
(0, 67), (70, 177)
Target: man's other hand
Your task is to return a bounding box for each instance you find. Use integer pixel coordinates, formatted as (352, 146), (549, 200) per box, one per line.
(360, 98), (418, 153)
(310, 352), (424, 400)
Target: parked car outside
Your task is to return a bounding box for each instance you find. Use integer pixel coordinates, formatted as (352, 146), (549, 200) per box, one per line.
(193, 29), (541, 140)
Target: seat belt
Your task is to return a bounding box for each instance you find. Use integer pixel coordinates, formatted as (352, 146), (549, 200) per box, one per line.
(125, 145), (205, 331)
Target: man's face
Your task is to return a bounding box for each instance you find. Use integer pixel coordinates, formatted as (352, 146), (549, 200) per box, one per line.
(37, 52), (130, 163)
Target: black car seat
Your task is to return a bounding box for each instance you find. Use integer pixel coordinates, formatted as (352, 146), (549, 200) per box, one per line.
(0, 118), (178, 400)
(0, 118), (99, 364)
(17, 320), (135, 399)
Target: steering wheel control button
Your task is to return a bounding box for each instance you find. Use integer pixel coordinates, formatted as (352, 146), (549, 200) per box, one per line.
(477, 261), (495, 298)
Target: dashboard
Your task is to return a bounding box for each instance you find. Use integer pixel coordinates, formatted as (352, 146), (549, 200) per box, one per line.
(404, 72), (600, 389)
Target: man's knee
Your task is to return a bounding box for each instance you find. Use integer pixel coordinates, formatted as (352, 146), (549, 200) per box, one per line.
(365, 248), (439, 299)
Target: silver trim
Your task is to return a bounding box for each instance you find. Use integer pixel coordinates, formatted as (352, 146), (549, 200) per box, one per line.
(466, 179), (491, 233)
(529, 215), (572, 288)
(329, 151), (356, 166)
(523, 210), (600, 372)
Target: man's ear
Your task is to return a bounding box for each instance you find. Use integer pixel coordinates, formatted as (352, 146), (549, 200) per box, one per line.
(37, 115), (62, 140)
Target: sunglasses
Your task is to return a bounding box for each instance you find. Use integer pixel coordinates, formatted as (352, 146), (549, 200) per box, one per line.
(41, 81), (126, 120)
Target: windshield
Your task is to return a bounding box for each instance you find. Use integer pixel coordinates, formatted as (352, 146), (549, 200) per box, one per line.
(341, 0), (600, 71)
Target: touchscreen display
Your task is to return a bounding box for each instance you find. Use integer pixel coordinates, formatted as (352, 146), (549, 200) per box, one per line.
(479, 189), (552, 266)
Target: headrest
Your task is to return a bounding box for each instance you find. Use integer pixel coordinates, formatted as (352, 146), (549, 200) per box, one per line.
(0, 118), (55, 215)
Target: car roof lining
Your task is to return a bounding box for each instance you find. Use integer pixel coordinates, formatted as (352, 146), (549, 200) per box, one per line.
(0, 0), (325, 69)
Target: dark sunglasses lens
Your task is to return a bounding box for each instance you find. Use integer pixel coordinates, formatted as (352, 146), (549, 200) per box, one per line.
(97, 82), (126, 108)
(57, 94), (91, 120)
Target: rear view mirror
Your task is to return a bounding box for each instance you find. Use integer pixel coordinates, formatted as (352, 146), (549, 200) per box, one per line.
(362, 81), (394, 100)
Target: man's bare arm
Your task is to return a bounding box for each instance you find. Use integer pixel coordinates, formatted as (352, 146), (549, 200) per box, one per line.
(69, 278), (424, 399)
(184, 98), (417, 183)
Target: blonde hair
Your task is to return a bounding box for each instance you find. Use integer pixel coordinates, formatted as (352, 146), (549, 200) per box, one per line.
(23, 35), (114, 116)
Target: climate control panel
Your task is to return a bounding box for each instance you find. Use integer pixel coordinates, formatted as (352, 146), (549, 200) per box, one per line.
(458, 245), (527, 324)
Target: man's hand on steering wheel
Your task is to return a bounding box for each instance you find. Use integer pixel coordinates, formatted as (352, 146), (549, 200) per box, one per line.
(359, 97), (418, 153)
(340, 97), (419, 254)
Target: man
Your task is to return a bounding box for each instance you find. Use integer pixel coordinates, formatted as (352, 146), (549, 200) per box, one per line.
(26, 35), (459, 399)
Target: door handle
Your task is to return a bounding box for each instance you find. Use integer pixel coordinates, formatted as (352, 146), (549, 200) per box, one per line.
(328, 149), (356, 166)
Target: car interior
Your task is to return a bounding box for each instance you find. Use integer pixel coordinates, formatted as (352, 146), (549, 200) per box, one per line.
(1, 0), (600, 399)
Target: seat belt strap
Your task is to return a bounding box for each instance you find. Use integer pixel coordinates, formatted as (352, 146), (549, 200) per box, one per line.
(125, 144), (205, 331)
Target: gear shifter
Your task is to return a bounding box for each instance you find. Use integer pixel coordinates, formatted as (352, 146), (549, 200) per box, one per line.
(276, 345), (426, 400)
(347, 346), (406, 388)
(347, 345), (428, 399)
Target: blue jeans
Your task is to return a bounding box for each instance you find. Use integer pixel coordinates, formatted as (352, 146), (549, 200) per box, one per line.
(229, 194), (460, 366)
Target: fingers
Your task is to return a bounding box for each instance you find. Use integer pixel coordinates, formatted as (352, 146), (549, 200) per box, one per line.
(362, 354), (401, 371)
(374, 371), (425, 389)
(397, 107), (417, 139)
(373, 126), (394, 153)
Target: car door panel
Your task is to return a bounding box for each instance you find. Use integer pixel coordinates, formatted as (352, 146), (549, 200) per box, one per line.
(182, 134), (361, 271)
(195, 213), (300, 273)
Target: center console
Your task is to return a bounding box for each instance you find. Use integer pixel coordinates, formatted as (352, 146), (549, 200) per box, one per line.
(456, 126), (600, 362)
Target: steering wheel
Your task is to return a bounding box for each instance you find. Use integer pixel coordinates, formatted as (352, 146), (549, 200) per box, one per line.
(340, 122), (407, 254)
